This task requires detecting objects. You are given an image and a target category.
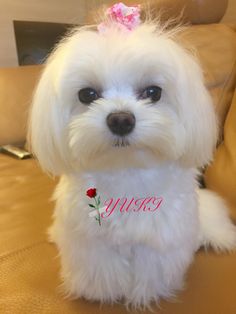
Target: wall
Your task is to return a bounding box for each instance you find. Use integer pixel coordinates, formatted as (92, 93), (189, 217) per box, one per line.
(0, 0), (87, 67)
(0, 0), (235, 67)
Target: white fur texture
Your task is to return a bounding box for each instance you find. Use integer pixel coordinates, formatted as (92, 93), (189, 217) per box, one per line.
(29, 21), (236, 308)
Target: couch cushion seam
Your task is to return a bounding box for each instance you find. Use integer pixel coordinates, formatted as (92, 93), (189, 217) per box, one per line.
(217, 57), (236, 124)
(0, 240), (49, 262)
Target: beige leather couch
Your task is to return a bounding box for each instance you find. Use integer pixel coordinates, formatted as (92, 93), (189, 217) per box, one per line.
(0, 1), (236, 313)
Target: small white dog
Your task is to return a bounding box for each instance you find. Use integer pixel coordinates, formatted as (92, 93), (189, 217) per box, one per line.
(29, 3), (236, 309)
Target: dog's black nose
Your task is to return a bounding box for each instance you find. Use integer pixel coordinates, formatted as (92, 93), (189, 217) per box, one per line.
(106, 111), (136, 136)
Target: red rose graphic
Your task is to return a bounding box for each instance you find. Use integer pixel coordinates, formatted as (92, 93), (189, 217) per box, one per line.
(86, 188), (97, 198)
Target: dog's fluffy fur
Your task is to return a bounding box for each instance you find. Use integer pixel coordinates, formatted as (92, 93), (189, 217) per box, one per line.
(29, 19), (236, 308)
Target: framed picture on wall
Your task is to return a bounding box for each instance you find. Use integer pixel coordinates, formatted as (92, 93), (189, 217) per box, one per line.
(14, 21), (75, 65)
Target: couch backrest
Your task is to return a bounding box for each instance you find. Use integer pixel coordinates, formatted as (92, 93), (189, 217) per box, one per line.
(86, 0), (229, 25)
(0, 23), (235, 147)
(0, 65), (43, 146)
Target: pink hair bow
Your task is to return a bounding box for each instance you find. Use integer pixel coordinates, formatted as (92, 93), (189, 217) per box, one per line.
(98, 2), (141, 33)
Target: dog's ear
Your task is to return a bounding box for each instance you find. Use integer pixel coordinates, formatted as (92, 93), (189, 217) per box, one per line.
(176, 48), (218, 168)
(28, 57), (71, 175)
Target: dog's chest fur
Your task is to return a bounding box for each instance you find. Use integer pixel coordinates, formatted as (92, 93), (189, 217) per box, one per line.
(53, 163), (199, 251)
(80, 162), (197, 201)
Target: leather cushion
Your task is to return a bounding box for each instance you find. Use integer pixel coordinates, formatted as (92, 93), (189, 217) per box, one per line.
(205, 85), (236, 218)
(180, 24), (236, 131)
(0, 154), (236, 313)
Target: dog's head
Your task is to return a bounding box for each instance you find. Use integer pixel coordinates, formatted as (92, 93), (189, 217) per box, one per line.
(29, 21), (217, 174)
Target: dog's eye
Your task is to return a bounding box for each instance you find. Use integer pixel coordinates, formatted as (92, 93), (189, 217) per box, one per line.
(140, 86), (162, 102)
(78, 88), (100, 104)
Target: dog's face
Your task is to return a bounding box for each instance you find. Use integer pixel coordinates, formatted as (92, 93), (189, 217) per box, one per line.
(29, 23), (217, 174)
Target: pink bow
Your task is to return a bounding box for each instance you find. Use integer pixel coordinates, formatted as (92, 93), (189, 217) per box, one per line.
(98, 2), (141, 33)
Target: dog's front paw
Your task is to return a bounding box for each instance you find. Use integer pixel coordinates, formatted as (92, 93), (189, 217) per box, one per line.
(59, 241), (131, 304)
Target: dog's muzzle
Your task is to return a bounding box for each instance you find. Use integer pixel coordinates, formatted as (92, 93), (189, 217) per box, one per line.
(106, 111), (136, 136)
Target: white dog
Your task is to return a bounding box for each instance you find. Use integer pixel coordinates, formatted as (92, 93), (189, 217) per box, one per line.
(29, 3), (236, 309)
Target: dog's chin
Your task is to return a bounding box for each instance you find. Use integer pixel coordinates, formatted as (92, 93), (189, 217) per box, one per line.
(71, 143), (171, 172)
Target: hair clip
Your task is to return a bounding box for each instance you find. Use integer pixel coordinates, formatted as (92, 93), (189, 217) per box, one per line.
(98, 2), (141, 34)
